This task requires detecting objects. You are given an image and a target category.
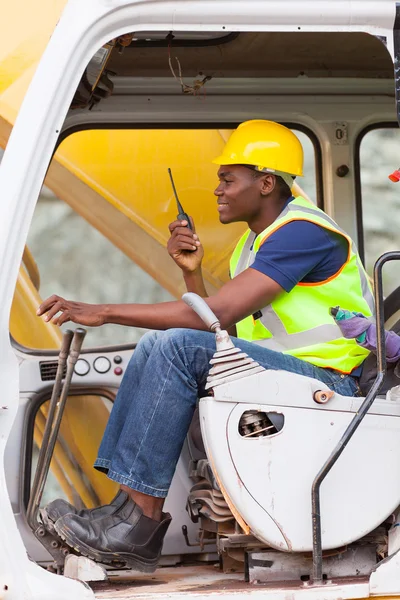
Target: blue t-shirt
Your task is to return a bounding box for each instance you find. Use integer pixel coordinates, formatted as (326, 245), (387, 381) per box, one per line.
(250, 220), (348, 292)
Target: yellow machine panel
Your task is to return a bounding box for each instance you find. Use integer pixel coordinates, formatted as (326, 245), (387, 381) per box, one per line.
(57, 129), (246, 288)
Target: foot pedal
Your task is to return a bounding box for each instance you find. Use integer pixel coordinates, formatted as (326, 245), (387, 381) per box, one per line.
(39, 508), (57, 535)
(64, 554), (108, 582)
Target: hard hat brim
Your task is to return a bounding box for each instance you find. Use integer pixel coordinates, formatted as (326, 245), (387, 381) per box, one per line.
(212, 155), (302, 177)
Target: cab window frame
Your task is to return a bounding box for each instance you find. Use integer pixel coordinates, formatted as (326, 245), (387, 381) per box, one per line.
(56, 121), (324, 208)
(354, 121), (398, 266)
(11, 121), (323, 355)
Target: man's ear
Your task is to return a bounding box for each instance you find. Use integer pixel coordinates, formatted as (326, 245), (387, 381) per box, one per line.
(260, 173), (276, 196)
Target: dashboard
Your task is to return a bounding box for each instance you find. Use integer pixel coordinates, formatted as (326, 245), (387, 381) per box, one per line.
(18, 347), (135, 393)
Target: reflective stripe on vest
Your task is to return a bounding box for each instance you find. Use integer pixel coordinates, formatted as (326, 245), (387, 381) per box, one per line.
(229, 196), (374, 372)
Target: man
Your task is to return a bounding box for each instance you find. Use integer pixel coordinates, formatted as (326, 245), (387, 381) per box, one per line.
(38, 120), (373, 572)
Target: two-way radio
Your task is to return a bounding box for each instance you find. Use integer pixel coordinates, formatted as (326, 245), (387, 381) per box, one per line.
(168, 168), (193, 230)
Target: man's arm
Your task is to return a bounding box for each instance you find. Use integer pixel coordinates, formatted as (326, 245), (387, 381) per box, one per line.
(37, 268), (283, 330)
(182, 269), (208, 298)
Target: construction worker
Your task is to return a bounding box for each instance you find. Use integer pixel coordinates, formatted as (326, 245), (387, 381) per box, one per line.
(37, 120), (373, 572)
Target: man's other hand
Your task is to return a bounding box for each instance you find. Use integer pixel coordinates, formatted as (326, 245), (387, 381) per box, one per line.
(37, 295), (106, 327)
(167, 218), (204, 273)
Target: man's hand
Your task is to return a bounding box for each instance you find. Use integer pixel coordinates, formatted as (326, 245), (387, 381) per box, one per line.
(167, 219), (204, 274)
(37, 295), (106, 327)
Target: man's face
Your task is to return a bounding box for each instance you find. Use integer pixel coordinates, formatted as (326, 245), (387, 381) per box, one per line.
(214, 165), (270, 224)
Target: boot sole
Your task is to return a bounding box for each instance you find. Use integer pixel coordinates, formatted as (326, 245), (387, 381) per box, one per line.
(54, 521), (159, 573)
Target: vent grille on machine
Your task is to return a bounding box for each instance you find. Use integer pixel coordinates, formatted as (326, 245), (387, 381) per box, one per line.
(39, 361), (65, 382)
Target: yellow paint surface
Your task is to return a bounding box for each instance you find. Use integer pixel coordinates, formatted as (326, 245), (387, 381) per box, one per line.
(57, 128), (246, 283)
(0, 1), (67, 121)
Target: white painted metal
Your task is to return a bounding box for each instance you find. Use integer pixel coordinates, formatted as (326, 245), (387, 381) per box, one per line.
(109, 77), (396, 96)
(247, 547), (376, 583)
(64, 555), (107, 582)
(200, 368), (400, 551)
(370, 547), (400, 596)
(0, 0), (397, 597)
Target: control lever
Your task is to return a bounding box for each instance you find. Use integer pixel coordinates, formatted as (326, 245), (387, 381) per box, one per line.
(27, 329), (73, 528)
(182, 292), (236, 353)
(27, 328), (86, 530)
(182, 292), (265, 389)
(182, 293), (221, 332)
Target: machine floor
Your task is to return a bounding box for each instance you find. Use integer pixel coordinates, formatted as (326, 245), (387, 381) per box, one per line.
(90, 564), (370, 600)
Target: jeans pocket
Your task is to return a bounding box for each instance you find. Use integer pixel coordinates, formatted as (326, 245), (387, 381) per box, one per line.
(330, 373), (359, 396)
(315, 367), (359, 397)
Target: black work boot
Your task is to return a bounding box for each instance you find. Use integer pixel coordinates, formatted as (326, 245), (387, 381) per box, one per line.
(54, 498), (172, 572)
(40, 490), (128, 534)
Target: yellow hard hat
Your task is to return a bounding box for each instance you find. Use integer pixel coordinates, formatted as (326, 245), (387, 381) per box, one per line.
(213, 120), (303, 177)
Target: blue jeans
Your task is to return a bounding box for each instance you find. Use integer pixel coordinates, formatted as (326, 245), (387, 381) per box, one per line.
(94, 328), (359, 498)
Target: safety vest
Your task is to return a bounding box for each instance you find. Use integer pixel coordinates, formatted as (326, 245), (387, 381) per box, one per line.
(230, 196), (374, 373)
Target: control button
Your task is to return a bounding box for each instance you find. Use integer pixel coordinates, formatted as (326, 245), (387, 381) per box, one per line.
(74, 359), (90, 376)
(114, 367), (123, 376)
(94, 357), (111, 374)
(114, 355), (123, 364)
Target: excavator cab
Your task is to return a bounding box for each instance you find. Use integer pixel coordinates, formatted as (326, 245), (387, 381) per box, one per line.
(2, 1), (400, 599)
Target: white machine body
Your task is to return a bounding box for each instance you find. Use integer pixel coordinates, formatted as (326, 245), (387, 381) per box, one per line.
(0, 0), (399, 597)
(200, 369), (400, 551)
